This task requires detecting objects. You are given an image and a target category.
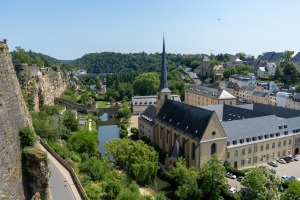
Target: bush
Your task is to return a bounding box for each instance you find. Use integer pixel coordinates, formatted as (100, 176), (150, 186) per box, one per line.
(130, 127), (139, 135)
(19, 126), (37, 148)
(120, 129), (128, 138)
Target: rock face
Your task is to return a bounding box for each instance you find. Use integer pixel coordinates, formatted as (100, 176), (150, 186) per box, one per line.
(25, 148), (50, 200)
(0, 40), (31, 199)
(15, 63), (69, 111)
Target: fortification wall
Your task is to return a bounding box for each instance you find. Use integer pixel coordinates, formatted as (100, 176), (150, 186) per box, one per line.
(0, 40), (32, 199)
(15, 63), (69, 111)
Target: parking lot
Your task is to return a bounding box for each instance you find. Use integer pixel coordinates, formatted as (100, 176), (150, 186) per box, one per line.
(226, 160), (300, 192)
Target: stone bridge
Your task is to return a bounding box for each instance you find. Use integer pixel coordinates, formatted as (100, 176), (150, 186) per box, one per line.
(98, 107), (119, 117)
(55, 98), (97, 112)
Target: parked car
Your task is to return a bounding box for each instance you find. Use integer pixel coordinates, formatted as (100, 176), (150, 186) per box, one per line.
(226, 172), (237, 179)
(267, 161), (278, 167)
(283, 157), (291, 163)
(229, 187), (237, 194)
(282, 175), (296, 181)
(237, 176), (244, 182)
(292, 155), (299, 161)
(277, 158), (286, 164)
(285, 157), (293, 162)
(238, 98), (246, 103)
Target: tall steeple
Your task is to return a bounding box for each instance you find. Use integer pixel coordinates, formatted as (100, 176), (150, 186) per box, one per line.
(157, 37), (171, 112)
(159, 37), (168, 90)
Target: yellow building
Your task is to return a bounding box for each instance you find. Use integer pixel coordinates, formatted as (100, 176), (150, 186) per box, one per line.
(238, 85), (257, 103)
(269, 91), (278, 106)
(251, 91), (269, 104)
(185, 85), (237, 107)
(287, 93), (300, 110)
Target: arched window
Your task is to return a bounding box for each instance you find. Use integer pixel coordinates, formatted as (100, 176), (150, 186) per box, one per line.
(165, 94), (168, 100)
(211, 143), (217, 155)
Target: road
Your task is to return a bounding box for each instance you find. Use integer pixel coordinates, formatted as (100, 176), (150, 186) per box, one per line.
(49, 161), (75, 200)
(38, 142), (82, 200)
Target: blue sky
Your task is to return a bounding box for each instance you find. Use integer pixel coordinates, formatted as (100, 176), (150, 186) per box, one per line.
(1, 1), (300, 60)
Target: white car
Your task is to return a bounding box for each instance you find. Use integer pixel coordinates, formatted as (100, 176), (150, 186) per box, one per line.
(238, 98), (246, 103)
(229, 187), (237, 194)
(277, 158), (286, 164)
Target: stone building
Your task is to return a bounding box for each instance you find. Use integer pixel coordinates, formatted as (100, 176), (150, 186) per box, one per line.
(185, 85), (237, 106)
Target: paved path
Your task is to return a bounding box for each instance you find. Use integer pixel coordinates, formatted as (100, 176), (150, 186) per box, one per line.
(38, 143), (82, 200)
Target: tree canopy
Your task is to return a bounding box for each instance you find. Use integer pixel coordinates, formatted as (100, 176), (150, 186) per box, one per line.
(133, 72), (160, 95)
(105, 138), (159, 185)
(69, 130), (98, 155)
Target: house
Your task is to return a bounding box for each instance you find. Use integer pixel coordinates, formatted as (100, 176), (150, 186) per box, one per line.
(229, 73), (256, 88)
(251, 91), (269, 104)
(195, 56), (213, 76)
(287, 93), (300, 110)
(291, 52), (300, 73)
(213, 65), (225, 81)
(226, 55), (244, 68)
(238, 85), (257, 102)
(269, 91), (278, 106)
(257, 63), (277, 78)
(252, 52), (283, 70)
(256, 81), (278, 93)
(225, 81), (240, 97)
(185, 85), (237, 106)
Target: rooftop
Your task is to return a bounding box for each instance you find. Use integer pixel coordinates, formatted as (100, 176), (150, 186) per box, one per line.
(187, 85), (236, 100)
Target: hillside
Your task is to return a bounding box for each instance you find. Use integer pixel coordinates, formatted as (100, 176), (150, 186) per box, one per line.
(73, 52), (201, 73)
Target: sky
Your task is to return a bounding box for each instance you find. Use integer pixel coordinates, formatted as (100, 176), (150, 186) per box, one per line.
(1, 1), (300, 60)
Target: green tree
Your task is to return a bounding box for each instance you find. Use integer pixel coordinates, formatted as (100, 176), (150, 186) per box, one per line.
(79, 157), (113, 181)
(282, 181), (300, 200)
(34, 56), (44, 67)
(198, 154), (227, 200)
(241, 167), (281, 199)
(282, 51), (294, 62)
(281, 62), (299, 84)
(105, 138), (159, 184)
(295, 83), (300, 93)
(63, 110), (78, 132)
(167, 157), (202, 200)
(95, 76), (102, 90)
(11, 46), (32, 64)
(69, 130), (98, 155)
(19, 126), (37, 148)
(133, 72), (159, 95)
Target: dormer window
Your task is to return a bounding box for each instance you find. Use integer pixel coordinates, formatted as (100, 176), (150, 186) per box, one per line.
(264, 134), (269, 139)
(227, 141), (230, 146)
(239, 139), (244, 144)
(252, 136), (257, 141)
(246, 137), (251, 142)
(276, 132), (280, 137)
(270, 133), (275, 138)
(258, 135), (263, 140)
(284, 131), (288, 135)
(284, 124), (288, 128)
(279, 125), (282, 129)
(232, 140), (237, 145)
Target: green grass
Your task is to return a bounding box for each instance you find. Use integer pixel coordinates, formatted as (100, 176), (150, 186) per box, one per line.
(97, 101), (108, 108)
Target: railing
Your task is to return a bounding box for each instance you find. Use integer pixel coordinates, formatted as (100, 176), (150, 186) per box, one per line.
(39, 139), (88, 200)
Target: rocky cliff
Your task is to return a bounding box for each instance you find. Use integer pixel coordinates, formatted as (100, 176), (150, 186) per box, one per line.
(15, 63), (69, 111)
(0, 40), (32, 199)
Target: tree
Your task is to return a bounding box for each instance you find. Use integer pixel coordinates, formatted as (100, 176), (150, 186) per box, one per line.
(95, 76), (102, 90)
(69, 130), (98, 155)
(133, 72), (159, 95)
(11, 46), (32, 64)
(167, 157), (202, 200)
(241, 167), (281, 199)
(105, 138), (159, 184)
(295, 83), (300, 93)
(282, 51), (294, 62)
(282, 181), (300, 200)
(116, 104), (132, 120)
(63, 110), (78, 132)
(198, 154), (227, 200)
(281, 62), (299, 84)
(34, 56), (44, 67)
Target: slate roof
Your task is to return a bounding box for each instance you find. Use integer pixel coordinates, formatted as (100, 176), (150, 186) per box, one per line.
(291, 52), (300, 62)
(245, 85), (256, 92)
(222, 115), (300, 147)
(222, 104), (271, 121)
(252, 91), (268, 97)
(226, 81), (240, 91)
(156, 99), (214, 140)
(167, 140), (185, 158)
(132, 95), (181, 106)
(187, 85), (236, 100)
(252, 103), (300, 118)
(269, 52), (283, 62)
(203, 56), (210, 62)
(139, 105), (157, 125)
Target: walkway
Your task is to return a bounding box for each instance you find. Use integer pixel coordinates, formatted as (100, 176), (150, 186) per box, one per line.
(38, 143), (82, 200)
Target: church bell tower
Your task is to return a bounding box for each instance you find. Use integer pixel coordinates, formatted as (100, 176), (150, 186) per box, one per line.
(156, 37), (172, 112)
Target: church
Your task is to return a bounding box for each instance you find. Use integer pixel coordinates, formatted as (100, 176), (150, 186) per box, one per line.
(138, 38), (227, 169)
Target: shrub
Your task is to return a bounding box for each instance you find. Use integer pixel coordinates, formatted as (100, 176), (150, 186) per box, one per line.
(120, 129), (128, 138)
(130, 127), (139, 135)
(19, 126), (37, 148)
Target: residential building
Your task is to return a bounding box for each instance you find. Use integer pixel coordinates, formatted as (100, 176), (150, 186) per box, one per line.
(238, 85), (257, 103)
(229, 73), (256, 88)
(257, 63), (277, 78)
(291, 52), (300, 72)
(287, 93), (300, 110)
(213, 65), (225, 81)
(225, 81), (240, 97)
(185, 85), (237, 106)
(196, 56), (213, 76)
(251, 91), (269, 104)
(276, 92), (292, 107)
(226, 55), (244, 68)
(269, 91), (278, 106)
(252, 52), (284, 70)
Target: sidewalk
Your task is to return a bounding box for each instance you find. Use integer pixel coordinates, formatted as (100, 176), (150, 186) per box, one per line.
(38, 142), (82, 200)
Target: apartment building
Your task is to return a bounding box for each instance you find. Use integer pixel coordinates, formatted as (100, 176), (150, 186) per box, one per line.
(185, 85), (237, 106)
(251, 91), (269, 104)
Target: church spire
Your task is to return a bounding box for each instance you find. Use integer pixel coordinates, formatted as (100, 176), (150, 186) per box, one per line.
(159, 37), (168, 90)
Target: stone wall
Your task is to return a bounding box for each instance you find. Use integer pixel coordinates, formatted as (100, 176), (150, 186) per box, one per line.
(0, 40), (32, 199)
(15, 63), (69, 111)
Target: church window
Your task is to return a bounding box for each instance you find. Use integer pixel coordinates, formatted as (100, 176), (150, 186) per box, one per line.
(211, 143), (217, 155)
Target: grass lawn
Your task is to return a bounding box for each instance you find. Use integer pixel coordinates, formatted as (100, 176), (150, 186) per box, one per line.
(97, 101), (108, 108)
